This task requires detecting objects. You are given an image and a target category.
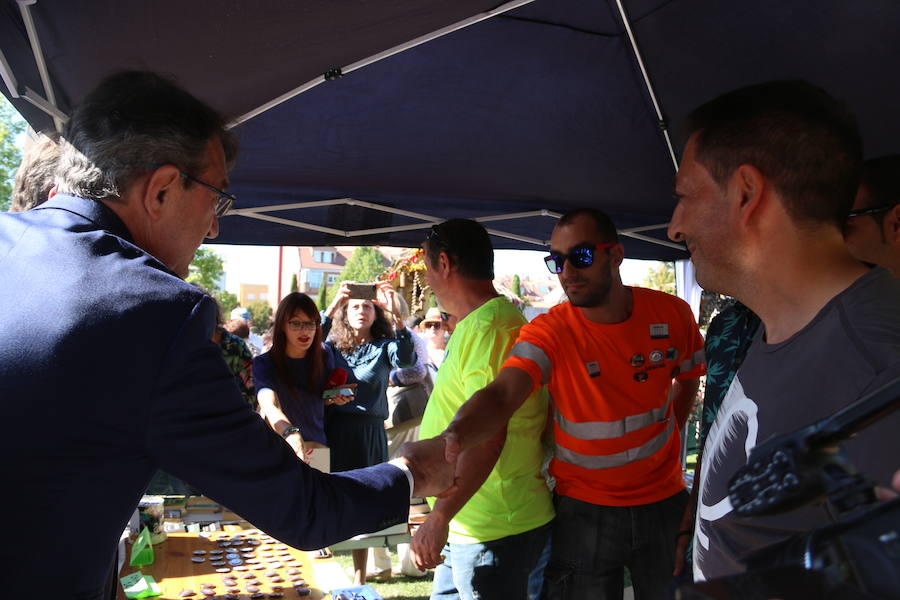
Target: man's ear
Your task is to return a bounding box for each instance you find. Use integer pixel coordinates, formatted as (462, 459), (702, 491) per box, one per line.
(437, 251), (453, 277)
(732, 164), (766, 227)
(140, 165), (181, 220)
(609, 242), (625, 268)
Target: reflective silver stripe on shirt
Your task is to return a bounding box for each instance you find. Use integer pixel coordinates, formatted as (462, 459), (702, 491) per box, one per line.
(554, 417), (675, 470)
(508, 342), (552, 384)
(555, 397), (671, 440)
(676, 349), (706, 376)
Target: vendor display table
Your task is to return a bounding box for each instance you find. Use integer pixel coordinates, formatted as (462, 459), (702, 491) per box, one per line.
(116, 530), (348, 600)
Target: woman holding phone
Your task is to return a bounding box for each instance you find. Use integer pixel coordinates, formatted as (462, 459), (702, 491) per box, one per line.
(323, 280), (416, 584)
(254, 292), (349, 461)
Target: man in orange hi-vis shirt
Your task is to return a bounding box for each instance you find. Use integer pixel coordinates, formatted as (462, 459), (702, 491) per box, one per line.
(439, 208), (705, 600)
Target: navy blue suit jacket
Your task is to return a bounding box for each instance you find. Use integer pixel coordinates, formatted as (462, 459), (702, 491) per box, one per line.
(0, 195), (409, 599)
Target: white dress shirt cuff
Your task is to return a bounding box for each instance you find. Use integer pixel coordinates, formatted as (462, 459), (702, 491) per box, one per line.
(387, 458), (414, 502)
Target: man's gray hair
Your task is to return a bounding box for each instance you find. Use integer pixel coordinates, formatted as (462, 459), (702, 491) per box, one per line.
(55, 71), (237, 202)
(10, 131), (59, 212)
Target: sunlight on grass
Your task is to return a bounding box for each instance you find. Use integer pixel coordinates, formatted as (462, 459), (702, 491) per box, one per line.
(332, 549), (434, 600)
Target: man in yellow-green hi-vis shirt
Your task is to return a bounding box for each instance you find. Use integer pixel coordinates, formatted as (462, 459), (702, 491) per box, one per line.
(411, 219), (552, 600)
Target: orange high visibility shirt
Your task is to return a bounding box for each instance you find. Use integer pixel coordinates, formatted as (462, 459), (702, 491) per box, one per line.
(503, 287), (705, 506)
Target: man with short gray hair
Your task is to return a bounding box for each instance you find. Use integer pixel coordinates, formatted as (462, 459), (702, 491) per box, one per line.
(9, 130), (58, 212)
(0, 70), (452, 599)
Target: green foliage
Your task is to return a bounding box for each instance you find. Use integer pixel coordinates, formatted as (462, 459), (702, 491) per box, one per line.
(186, 247), (225, 291)
(322, 283), (339, 310)
(316, 281), (328, 311)
(289, 273), (299, 293)
(340, 246), (386, 284)
(216, 290), (240, 316)
(511, 274), (523, 299)
(247, 300), (272, 334)
(699, 290), (734, 329)
(642, 261), (676, 295)
(0, 97), (27, 212)
(427, 293), (438, 308)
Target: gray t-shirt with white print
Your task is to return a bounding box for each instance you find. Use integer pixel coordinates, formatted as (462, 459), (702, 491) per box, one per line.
(694, 267), (900, 581)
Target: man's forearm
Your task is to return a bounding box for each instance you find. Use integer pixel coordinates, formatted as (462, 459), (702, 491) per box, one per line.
(431, 428), (506, 521)
(672, 378), (700, 430)
(444, 367), (533, 454)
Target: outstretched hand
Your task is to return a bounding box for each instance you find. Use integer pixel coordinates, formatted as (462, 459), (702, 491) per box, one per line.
(324, 281), (353, 318)
(409, 514), (449, 571)
(396, 437), (458, 498)
(374, 281), (405, 327)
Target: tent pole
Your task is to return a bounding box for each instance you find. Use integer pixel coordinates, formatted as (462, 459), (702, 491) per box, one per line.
(613, 0), (678, 172)
(17, 0), (64, 132)
(230, 196), (678, 251)
(476, 209), (562, 222)
(18, 85), (68, 121)
(277, 246), (284, 302)
(229, 0), (538, 128)
(0, 47), (19, 99)
(0, 47), (68, 123)
(620, 231), (685, 251)
(620, 223), (670, 234)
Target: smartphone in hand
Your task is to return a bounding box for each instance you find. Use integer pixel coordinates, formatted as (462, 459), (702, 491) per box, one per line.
(347, 283), (376, 300)
(323, 384), (357, 399)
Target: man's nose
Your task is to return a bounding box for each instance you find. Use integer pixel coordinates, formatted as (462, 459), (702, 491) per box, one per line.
(667, 204), (684, 242)
(560, 257), (577, 279)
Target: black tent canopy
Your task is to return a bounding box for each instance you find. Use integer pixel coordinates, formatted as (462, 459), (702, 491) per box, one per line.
(2, 0), (898, 260)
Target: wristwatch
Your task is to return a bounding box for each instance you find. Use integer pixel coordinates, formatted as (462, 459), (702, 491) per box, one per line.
(281, 425), (301, 439)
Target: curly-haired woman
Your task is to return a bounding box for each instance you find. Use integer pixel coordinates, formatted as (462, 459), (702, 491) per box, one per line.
(323, 281), (416, 583)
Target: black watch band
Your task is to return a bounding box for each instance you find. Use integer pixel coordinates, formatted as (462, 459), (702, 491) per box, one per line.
(281, 425), (301, 439)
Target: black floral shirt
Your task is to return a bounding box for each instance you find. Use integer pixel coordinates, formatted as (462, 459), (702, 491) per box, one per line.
(699, 302), (760, 455)
(218, 329), (256, 409)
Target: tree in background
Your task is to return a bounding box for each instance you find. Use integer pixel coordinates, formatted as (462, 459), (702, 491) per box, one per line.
(642, 261), (676, 295)
(290, 273), (299, 293)
(216, 290), (240, 316)
(511, 274), (523, 299)
(317, 281), (329, 311)
(0, 96), (26, 212)
(247, 300), (273, 334)
(186, 247), (239, 316)
(187, 247), (225, 291)
(340, 247), (386, 284)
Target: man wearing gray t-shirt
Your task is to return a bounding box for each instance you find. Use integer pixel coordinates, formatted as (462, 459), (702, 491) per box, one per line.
(667, 80), (900, 581)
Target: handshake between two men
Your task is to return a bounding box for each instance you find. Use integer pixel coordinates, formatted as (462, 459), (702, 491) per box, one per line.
(395, 433), (464, 499)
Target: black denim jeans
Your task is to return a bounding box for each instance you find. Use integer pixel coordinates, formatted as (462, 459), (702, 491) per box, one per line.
(541, 491), (688, 600)
(431, 522), (552, 600)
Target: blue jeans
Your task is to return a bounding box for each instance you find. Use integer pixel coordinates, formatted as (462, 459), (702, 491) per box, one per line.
(527, 536), (552, 600)
(430, 522), (552, 600)
(542, 491), (688, 600)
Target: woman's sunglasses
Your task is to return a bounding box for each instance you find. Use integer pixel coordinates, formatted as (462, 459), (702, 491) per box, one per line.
(544, 243), (616, 274)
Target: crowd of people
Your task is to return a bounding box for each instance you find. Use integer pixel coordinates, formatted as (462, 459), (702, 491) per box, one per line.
(2, 69), (899, 600)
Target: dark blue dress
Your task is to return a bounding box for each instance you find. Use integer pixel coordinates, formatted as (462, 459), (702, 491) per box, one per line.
(322, 317), (415, 471)
(253, 346), (335, 446)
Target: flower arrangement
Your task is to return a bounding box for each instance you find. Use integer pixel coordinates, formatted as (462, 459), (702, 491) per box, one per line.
(381, 248), (430, 313)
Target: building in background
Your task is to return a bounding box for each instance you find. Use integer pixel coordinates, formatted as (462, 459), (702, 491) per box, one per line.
(239, 283), (269, 307)
(297, 246), (405, 295)
(297, 247), (350, 295)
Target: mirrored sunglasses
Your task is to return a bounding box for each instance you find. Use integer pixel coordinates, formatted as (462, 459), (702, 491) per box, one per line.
(544, 243), (616, 274)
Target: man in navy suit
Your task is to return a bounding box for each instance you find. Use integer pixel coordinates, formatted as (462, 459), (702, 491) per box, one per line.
(0, 71), (452, 599)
